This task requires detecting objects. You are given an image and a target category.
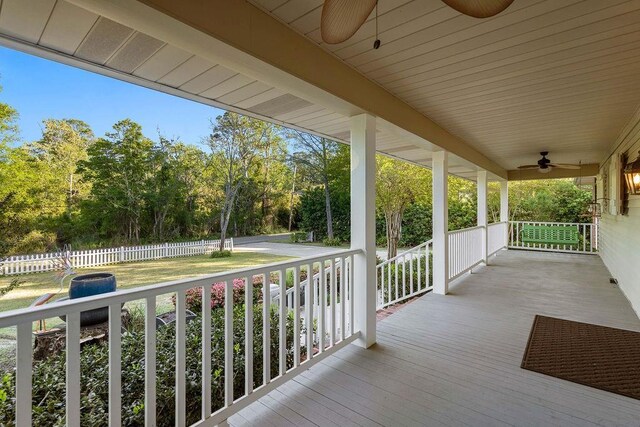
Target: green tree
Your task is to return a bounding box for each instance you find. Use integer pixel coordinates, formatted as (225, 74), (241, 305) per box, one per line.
(29, 119), (94, 212)
(290, 132), (340, 239)
(81, 119), (154, 242)
(205, 112), (273, 248)
(377, 157), (423, 258)
(506, 179), (592, 223)
(255, 125), (287, 231)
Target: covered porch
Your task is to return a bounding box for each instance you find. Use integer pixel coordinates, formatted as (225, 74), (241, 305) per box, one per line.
(1, 0), (640, 425)
(233, 249), (640, 426)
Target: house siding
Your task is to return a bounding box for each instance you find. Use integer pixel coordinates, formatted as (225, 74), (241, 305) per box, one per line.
(597, 108), (640, 317)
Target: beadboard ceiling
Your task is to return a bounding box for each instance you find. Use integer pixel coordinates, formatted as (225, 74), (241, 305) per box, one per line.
(250, 0), (640, 170)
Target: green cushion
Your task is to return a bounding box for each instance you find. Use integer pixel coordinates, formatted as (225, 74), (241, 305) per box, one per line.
(520, 224), (579, 245)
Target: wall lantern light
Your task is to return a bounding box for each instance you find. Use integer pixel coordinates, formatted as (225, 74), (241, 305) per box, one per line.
(624, 151), (640, 195)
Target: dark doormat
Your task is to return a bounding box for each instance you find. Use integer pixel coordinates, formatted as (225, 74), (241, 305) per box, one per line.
(521, 315), (640, 400)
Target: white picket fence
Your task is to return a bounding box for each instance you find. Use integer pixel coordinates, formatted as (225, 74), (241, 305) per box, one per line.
(0, 239), (234, 276)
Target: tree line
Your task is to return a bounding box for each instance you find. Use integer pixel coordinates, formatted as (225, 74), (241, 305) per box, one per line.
(0, 88), (593, 258)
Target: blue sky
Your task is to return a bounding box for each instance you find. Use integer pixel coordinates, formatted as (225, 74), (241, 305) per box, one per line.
(0, 46), (225, 145)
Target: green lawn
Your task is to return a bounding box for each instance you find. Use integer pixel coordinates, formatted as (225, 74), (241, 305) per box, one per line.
(0, 252), (292, 339)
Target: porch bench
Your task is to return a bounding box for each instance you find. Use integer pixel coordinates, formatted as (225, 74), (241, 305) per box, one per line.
(520, 224), (579, 246)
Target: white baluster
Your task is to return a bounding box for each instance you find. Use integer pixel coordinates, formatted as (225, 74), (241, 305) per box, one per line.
(145, 296), (157, 426)
(202, 285), (212, 417)
(66, 312), (81, 427)
(175, 289), (186, 427)
(305, 263), (314, 361)
(329, 258), (336, 347)
(224, 280), (233, 407)
(278, 269), (286, 376)
(293, 266), (301, 368)
(109, 303), (122, 426)
(245, 275), (253, 395)
(16, 322), (32, 427)
(262, 271), (271, 385)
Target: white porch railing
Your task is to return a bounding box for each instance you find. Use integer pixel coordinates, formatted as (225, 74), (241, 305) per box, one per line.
(487, 221), (508, 257)
(376, 240), (433, 310)
(448, 225), (484, 281)
(508, 221), (598, 254)
(1, 238), (234, 276)
(271, 259), (351, 341)
(0, 249), (359, 426)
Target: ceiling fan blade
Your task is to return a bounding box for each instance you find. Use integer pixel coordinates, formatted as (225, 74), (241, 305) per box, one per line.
(517, 165), (540, 170)
(549, 163), (581, 170)
(321, 0), (377, 44)
(441, 0), (515, 18)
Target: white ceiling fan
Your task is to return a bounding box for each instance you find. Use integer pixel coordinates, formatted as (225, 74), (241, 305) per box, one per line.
(517, 152), (581, 174)
(320, 0), (516, 45)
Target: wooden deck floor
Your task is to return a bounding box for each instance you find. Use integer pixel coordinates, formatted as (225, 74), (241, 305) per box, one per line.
(230, 250), (640, 426)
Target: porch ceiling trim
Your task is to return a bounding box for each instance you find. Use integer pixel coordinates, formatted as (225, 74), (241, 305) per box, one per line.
(507, 163), (599, 181)
(70, 0), (507, 179)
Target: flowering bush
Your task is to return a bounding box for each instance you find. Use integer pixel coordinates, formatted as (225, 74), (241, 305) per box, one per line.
(176, 277), (264, 312)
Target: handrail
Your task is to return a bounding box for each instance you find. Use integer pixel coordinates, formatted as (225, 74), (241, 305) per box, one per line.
(2, 247), (361, 426)
(377, 240), (432, 268)
(376, 240), (433, 310)
(448, 224), (484, 235)
(0, 248), (362, 327)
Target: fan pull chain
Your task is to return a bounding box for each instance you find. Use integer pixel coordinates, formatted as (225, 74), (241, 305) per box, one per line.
(373, 1), (381, 49)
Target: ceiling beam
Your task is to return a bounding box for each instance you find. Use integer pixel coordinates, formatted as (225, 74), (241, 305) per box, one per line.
(71, 0), (507, 179)
(507, 164), (599, 181)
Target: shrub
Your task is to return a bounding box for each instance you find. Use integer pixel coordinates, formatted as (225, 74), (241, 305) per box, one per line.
(8, 230), (57, 255)
(322, 237), (342, 247)
(176, 278), (263, 312)
(0, 306), (301, 426)
(289, 231), (308, 243)
(210, 250), (231, 258)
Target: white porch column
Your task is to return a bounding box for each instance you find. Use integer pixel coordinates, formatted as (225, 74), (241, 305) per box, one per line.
(477, 170), (488, 264)
(500, 180), (509, 246)
(432, 151), (449, 295)
(350, 113), (376, 348)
